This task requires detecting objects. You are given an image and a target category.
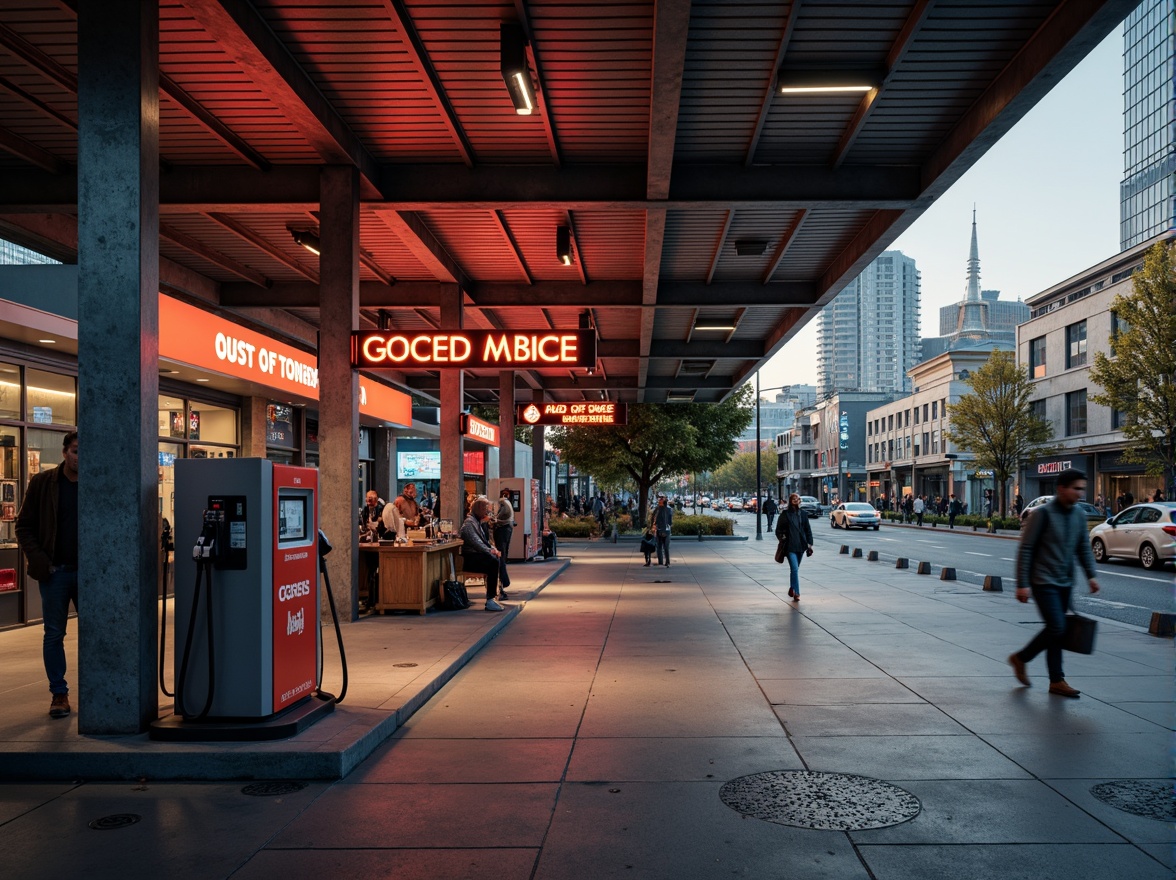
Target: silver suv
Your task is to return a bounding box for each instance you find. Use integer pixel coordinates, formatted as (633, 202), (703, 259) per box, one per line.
(798, 496), (821, 518)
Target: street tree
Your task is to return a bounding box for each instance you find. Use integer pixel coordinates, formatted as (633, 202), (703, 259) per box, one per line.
(1089, 240), (1176, 499)
(945, 349), (1055, 516)
(550, 385), (753, 526)
(711, 450), (761, 495)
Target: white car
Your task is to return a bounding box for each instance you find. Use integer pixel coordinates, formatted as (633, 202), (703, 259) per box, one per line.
(727, 498), (743, 512)
(1089, 502), (1176, 570)
(830, 502), (881, 530)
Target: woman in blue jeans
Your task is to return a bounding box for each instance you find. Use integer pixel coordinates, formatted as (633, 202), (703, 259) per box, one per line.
(775, 493), (814, 601)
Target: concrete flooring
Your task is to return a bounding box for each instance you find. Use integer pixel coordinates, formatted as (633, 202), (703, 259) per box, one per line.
(0, 539), (1172, 879)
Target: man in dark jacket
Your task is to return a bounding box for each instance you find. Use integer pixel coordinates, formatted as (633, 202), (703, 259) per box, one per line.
(775, 493), (814, 601)
(1009, 469), (1100, 698)
(652, 495), (673, 566)
(762, 495), (779, 532)
(15, 432), (78, 718)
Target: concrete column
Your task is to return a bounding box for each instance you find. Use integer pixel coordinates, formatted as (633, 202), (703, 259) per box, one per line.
(372, 429), (393, 501)
(440, 287), (465, 522)
(76, 0), (159, 734)
(318, 166), (360, 621)
(498, 371), (515, 479)
(74, 0), (159, 734)
(240, 397), (268, 458)
(532, 388), (546, 531)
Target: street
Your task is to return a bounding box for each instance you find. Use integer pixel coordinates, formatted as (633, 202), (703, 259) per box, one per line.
(723, 509), (1174, 629)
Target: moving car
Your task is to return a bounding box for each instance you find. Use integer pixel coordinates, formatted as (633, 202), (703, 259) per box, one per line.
(727, 498), (744, 512)
(1089, 502), (1176, 570)
(798, 496), (821, 518)
(830, 502), (881, 530)
(1020, 496), (1107, 530)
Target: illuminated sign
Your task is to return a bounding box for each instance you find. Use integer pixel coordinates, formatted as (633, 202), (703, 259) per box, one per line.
(160, 296), (411, 426)
(351, 330), (596, 370)
(1036, 460), (1072, 475)
(461, 413), (500, 447)
(516, 402), (627, 426)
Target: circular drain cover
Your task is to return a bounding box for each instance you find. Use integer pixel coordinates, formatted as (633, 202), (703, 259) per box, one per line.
(720, 770), (920, 831)
(241, 781), (307, 797)
(88, 813), (141, 830)
(1090, 780), (1174, 822)
(392, 662), (418, 668)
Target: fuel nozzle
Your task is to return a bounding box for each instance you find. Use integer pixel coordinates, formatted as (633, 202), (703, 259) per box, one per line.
(194, 509), (223, 559)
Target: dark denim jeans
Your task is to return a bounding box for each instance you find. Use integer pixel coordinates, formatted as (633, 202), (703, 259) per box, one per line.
(656, 533), (670, 565)
(786, 551), (803, 594)
(40, 567), (78, 695)
(1017, 584), (1072, 683)
(493, 525), (512, 588)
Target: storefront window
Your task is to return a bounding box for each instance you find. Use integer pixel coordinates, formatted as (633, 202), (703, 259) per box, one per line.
(26, 369), (76, 426)
(27, 428), (66, 476)
(159, 442), (181, 527)
(0, 363), (19, 420)
(0, 426), (20, 545)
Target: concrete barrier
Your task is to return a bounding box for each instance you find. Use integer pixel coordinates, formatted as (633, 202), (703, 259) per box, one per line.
(916, 561), (931, 574)
(867, 550), (879, 561)
(852, 548), (863, 558)
(840, 545), (849, 554)
(1148, 611), (1175, 637)
(940, 567), (956, 580)
(983, 575), (1003, 592)
(895, 557), (909, 569)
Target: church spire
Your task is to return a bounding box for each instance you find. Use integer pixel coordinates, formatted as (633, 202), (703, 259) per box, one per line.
(965, 205), (981, 303)
(956, 207), (989, 336)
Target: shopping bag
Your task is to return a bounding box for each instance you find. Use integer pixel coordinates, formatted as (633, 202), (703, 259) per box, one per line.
(1062, 613), (1097, 654)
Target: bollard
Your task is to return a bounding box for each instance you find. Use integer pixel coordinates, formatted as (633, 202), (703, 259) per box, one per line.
(983, 575), (1003, 592)
(916, 561), (931, 574)
(852, 548), (863, 558)
(940, 567), (956, 580)
(895, 557), (909, 569)
(1148, 611), (1175, 637)
(866, 550), (879, 561)
(840, 545), (849, 554)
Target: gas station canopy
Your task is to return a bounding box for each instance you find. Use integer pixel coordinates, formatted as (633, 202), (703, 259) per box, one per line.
(0, 0), (1134, 403)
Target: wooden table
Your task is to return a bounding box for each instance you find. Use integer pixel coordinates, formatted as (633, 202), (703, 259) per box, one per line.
(358, 540), (462, 615)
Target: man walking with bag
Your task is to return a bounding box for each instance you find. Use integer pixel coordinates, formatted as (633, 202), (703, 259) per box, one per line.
(1009, 469), (1100, 697)
(652, 494), (673, 567)
(762, 494), (778, 533)
(775, 493), (814, 602)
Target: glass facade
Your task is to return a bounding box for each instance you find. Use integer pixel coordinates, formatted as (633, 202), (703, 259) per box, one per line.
(1121, 0), (1175, 249)
(157, 395), (239, 529)
(0, 238), (59, 266)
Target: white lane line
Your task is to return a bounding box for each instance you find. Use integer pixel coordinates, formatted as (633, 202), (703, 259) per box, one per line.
(965, 551), (990, 557)
(916, 540), (945, 546)
(1000, 557), (1015, 562)
(1095, 568), (1170, 583)
(1084, 597), (1148, 610)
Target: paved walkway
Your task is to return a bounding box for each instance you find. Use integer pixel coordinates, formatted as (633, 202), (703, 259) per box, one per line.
(1, 539), (1172, 879)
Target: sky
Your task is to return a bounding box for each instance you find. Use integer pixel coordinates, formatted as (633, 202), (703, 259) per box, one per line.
(758, 23), (1125, 394)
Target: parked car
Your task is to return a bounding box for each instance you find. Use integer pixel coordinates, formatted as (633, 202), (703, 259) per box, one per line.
(798, 496), (821, 518)
(1021, 496), (1107, 530)
(728, 498), (744, 512)
(830, 502), (881, 530)
(699, 496), (711, 508)
(744, 497), (759, 513)
(711, 499), (726, 512)
(1089, 502), (1176, 570)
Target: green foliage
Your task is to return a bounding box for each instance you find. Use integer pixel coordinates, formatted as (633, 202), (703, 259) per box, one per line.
(879, 511), (1020, 530)
(547, 515), (600, 538)
(710, 450), (763, 494)
(550, 385), (754, 527)
(671, 514), (736, 536)
(1089, 240), (1176, 493)
(944, 350), (1055, 517)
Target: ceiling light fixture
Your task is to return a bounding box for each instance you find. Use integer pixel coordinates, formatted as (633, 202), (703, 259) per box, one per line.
(501, 23), (536, 116)
(38, 338), (57, 344)
(734, 239), (768, 256)
(666, 393), (695, 403)
(777, 68), (880, 95)
(557, 225), (573, 266)
(291, 229), (321, 256)
(692, 323), (736, 332)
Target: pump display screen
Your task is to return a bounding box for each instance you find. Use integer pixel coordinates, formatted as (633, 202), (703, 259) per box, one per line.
(277, 496), (307, 543)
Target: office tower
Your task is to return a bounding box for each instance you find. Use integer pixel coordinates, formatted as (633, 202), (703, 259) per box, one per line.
(817, 250), (920, 399)
(1121, 0), (1175, 249)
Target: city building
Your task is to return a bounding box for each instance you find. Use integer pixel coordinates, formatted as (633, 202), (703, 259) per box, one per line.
(0, 238), (60, 265)
(817, 251), (921, 398)
(865, 342), (1012, 512)
(1017, 232), (1172, 503)
(1121, 0), (1175, 250)
(920, 212), (1028, 359)
(735, 384), (817, 451)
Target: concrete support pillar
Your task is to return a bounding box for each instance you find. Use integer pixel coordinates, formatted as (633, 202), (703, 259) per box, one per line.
(532, 388), (546, 531)
(372, 429), (393, 501)
(498, 371), (515, 479)
(318, 166), (360, 621)
(440, 288), (464, 522)
(240, 397), (268, 458)
(76, 0), (160, 734)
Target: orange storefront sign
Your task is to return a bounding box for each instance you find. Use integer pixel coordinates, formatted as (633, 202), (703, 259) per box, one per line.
(160, 296), (411, 426)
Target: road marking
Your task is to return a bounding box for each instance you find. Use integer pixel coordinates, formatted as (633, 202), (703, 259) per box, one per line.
(916, 540), (944, 546)
(1084, 597), (1148, 610)
(1001, 557), (1015, 562)
(965, 551), (990, 557)
(1095, 568), (1170, 583)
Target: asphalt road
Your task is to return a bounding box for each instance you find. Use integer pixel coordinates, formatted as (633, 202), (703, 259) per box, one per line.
(716, 507), (1174, 629)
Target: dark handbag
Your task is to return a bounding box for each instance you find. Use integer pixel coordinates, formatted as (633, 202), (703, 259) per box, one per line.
(437, 554), (471, 611)
(774, 541), (787, 564)
(1062, 613), (1097, 654)
(640, 532), (657, 554)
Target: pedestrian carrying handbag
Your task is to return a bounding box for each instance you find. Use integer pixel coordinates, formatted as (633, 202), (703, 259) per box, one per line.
(774, 540), (787, 564)
(437, 553), (470, 611)
(1062, 613), (1097, 654)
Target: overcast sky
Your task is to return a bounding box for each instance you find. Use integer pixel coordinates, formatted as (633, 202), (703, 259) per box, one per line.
(758, 23), (1124, 395)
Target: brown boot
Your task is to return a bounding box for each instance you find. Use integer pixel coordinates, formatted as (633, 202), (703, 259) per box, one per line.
(1048, 680), (1080, 698)
(49, 693), (71, 718)
(1008, 654), (1030, 687)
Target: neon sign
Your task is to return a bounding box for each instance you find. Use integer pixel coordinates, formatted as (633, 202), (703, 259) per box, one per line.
(460, 413), (500, 446)
(351, 330), (596, 370)
(517, 402), (627, 426)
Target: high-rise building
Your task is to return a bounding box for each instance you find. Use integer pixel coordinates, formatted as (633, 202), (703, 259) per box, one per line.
(817, 251), (920, 399)
(0, 238), (59, 265)
(921, 211), (1027, 360)
(1121, 0), (1175, 250)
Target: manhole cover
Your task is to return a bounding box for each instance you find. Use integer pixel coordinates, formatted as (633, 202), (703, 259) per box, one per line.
(720, 770), (920, 831)
(392, 662), (418, 668)
(88, 814), (141, 830)
(241, 781), (307, 797)
(1090, 780), (1175, 822)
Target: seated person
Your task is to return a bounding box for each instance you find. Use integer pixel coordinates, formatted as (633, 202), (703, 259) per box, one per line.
(381, 501), (406, 541)
(393, 482), (421, 527)
(460, 496), (504, 612)
(358, 490), (387, 540)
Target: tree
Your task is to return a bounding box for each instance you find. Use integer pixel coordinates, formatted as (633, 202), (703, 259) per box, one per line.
(711, 450), (762, 495)
(945, 349), (1055, 517)
(550, 384), (753, 526)
(1089, 240), (1176, 499)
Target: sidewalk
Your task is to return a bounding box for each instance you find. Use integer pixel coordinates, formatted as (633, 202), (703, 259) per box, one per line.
(0, 539), (1171, 879)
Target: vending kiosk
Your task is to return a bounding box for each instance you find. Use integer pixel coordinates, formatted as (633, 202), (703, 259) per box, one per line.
(488, 477), (540, 561)
(152, 458), (333, 739)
